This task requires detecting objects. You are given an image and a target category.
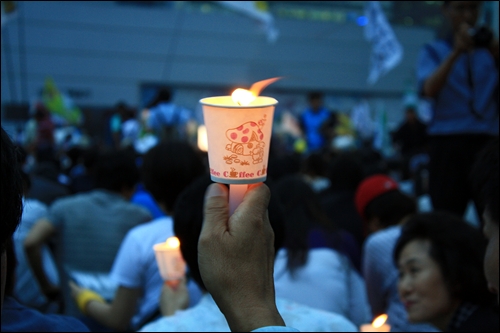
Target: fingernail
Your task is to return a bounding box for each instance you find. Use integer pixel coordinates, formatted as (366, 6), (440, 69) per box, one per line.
(205, 183), (226, 199)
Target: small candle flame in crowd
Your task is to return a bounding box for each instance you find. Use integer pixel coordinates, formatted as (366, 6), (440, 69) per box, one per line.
(165, 237), (180, 249)
(372, 314), (388, 328)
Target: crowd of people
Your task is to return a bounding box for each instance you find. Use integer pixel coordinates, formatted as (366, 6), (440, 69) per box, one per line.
(1, 1), (498, 332)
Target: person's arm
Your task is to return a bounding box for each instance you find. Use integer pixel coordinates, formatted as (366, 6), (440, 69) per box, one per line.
(70, 282), (141, 331)
(422, 23), (473, 98)
(24, 218), (60, 300)
(198, 183), (286, 332)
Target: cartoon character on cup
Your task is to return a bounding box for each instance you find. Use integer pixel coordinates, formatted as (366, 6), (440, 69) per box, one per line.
(225, 121), (265, 164)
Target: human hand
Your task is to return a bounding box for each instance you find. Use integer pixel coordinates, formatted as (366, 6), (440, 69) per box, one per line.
(454, 22), (474, 53)
(160, 278), (189, 317)
(69, 281), (105, 315)
(198, 183), (285, 332)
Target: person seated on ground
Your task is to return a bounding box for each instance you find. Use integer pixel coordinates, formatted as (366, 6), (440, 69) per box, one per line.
(27, 146), (70, 206)
(394, 212), (498, 332)
(0, 127), (90, 332)
(24, 149), (152, 319)
(69, 141), (206, 331)
(12, 171), (61, 313)
(319, 151), (366, 259)
(138, 175), (358, 332)
(67, 146), (99, 195)
(356, 174), (437, 331)
(272, 175), (370, 326)
(300, 152), (330, 193)
(187, 143), (499, 332)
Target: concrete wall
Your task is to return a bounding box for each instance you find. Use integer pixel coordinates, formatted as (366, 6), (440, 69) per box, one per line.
(1, 1), (435, 129)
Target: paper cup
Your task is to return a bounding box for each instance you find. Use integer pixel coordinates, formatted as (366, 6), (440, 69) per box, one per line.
(153, 244), (186, 281)
(200, 96), (278, 184)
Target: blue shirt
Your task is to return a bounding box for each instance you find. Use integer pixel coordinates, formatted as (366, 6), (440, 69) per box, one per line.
(131, 183), (165, 220)
(300, 107), (331, 152)
(1, 297), (90, 332)
(416, 38), (498, 136)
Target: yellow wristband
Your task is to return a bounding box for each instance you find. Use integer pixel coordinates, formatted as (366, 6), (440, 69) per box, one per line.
(76, 289), (105, 315)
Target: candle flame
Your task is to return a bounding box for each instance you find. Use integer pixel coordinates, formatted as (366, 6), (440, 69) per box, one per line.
(231, 88), (256, 106)
(372, 314), (388, 328)
(165, 237), (180, 249)
(231, 77), (282, 106)
(249, 77), (282, 96)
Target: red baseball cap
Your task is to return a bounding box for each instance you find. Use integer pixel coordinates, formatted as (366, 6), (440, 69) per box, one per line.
(355, 174), (399, 220)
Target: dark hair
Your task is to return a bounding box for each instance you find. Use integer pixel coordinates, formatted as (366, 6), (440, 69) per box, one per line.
(20, 170), (32, 194)
(327, 152), (365, 191)
(308, 91), (323, 102)
(141, 141), (205, 213)
(94, 149), (140, 192)
(471, 138), (499, 224)
(267, 153), (302, 182)
(147, 88), (172, 108)
(394, 212), (495, 306)
(1, 128), (23, 253)
(173, 176), (285, 291)
(274, 174), (333, 274)
(364, 190), (417, 228)
(301, 152), (328, 178)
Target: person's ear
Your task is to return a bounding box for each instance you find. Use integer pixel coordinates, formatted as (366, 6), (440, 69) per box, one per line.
(367, 217), (382, 234)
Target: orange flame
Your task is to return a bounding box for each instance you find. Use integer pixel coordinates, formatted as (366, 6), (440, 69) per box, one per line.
(165, 237), (180, 249)
(372, 314), (388, 328)
(231, 77), (282, 106)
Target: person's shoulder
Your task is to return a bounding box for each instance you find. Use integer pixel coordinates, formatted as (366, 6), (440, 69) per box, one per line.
(127, 216), (173, 238)
(276, 297), (358, 332)
(364, 226), (401, 249)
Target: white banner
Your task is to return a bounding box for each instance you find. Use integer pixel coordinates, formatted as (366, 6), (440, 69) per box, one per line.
(215, 1), (279, 43)
(364, 1), (403, 84)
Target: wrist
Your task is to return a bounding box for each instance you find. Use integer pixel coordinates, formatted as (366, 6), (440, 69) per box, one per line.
(75, 289), (105, 315)
(224, 302), (285, 332)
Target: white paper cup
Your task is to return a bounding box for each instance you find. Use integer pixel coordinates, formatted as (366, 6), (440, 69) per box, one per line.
(200, 96), (277, 184)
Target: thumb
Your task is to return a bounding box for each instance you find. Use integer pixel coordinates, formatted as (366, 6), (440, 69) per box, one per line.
(202, 183), (229, 236)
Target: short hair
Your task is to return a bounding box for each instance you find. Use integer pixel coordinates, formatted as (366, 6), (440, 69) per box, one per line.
(394, 212), (495, 306)
(301, 152), (328, 177)
(1, 127), (23, 253)
(364, 190), (417, 228)
(308, 91), (323, 102)
(141, 141), (205, 213)
(94, 149), (140, 192)
(327, 152), (365, 191)
(173, 176), (285, 291)
(471, 138), (499, 224)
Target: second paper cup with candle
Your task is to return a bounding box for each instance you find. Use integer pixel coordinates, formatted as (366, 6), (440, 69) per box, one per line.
(200, 78), (280, 215)
(153, 237), (186, 288)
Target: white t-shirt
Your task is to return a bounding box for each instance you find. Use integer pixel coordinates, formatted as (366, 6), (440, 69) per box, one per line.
(110, 216), (202, 329)
(274, 248), (372, 327)
(139, 293), (357, 332)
